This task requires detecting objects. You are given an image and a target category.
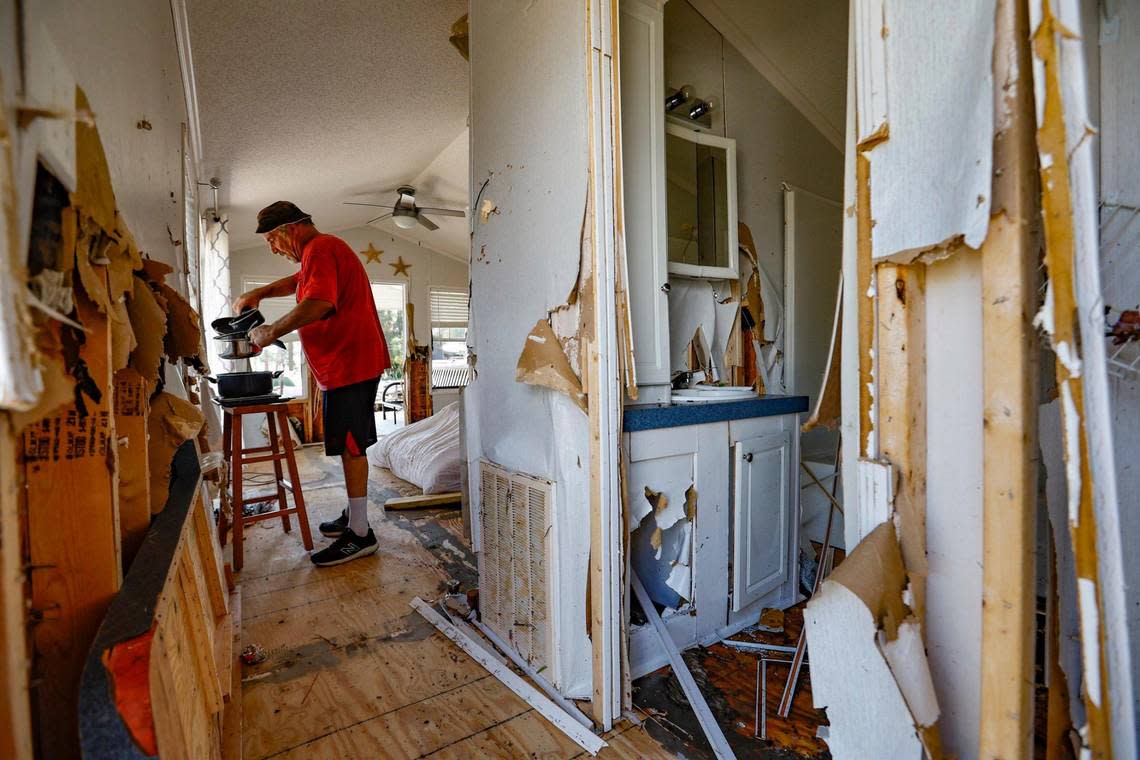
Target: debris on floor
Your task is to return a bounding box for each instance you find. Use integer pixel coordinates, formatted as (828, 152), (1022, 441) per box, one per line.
(633, 602), (831, 759)
(240, 644), (266, 666)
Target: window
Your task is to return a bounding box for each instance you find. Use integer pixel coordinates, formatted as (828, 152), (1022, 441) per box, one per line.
(241, 277), (307, 397)
(371, 282), (406, 380)
(430, 289), (469, 386)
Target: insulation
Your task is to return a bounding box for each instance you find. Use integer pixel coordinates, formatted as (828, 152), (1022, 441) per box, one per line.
(368, 402), (462, 495)
(862, 0), (996, 261)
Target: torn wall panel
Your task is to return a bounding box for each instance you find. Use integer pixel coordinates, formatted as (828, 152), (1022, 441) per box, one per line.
(804, 523), (936, 759)
(1030, 0), (1135, 753)
(467, 0), (595, 699)
(863, 0), (996, 261)
(0, 68), (44, 411)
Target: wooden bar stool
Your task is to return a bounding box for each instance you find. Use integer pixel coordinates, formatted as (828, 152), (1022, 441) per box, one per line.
(218, 399), (313, 571)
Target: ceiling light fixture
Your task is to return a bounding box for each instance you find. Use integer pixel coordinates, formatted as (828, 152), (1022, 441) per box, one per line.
(392, 210), (418, 230)
(665, 85), (693, 112)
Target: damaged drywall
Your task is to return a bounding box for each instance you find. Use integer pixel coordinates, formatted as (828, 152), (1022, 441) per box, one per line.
(631, 478), (697, 609)
(516, 319), (587, 412)
(804, 522), (940, 759)
(0, 68), (44, 411)
(860, 0), (996, 262)
(1030, 0), (1135, 754)
(146, 391), (203, 515)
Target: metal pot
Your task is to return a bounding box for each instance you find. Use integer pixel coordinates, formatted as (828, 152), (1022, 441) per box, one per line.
(205, 370), (284, 398)
(214, 334), (286, 360)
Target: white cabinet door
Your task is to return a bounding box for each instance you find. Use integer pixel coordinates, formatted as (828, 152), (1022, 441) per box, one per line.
(732, 431), (792, 611)
(619, 0), (671, 392)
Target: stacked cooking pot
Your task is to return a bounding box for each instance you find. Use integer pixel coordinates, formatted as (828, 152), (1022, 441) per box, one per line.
(207, 309), (286, 399)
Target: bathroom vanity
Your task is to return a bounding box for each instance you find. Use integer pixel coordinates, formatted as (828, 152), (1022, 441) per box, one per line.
(619, 0), (810, 676)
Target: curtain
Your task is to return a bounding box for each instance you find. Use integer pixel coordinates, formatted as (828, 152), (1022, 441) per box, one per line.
(200, 214), (231, 375)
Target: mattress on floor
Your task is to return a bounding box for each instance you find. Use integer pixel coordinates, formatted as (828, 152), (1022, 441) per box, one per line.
(368, 401), (461, 494)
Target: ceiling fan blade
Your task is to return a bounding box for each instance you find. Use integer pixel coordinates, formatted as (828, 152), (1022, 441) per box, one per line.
(416, 213), (440, 231)
(417, 207), (466, 218)
(366, 212), (394, 225)
(344, 201), (396, 209)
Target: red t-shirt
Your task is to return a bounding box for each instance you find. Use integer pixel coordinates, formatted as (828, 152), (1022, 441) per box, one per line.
(292, 234), (390, 390)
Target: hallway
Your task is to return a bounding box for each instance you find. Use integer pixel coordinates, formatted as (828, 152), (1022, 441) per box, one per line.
(235, 448), (669, 759)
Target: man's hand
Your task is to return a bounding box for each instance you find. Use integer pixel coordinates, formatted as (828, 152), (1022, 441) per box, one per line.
(234, 290), (262, 314)
(249, 324), (276, 348)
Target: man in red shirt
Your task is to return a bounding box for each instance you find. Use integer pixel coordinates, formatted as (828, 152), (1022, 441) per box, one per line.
(235, 201), (390, 566)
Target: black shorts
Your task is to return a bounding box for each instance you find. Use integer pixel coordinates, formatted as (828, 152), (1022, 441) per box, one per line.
(322, 376), (381, 457)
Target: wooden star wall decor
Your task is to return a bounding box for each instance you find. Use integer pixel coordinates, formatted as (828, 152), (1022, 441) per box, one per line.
(390, 256), (412, 277)
(360, 243), (383, 264)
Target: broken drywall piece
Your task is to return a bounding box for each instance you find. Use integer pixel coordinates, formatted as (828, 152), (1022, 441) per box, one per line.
(73, 214), (113, 314)
(804, 523), (937, 759)
(668, 279), (716, 373)
(70, 88), (117, 232)
(651, 485), (686, 531)
(805, 578), (928, 759)
(127, 277), (166, 390)
(8, 349), (72, 433)
(516, 319), (587, 412)
(1039, 399), (1086, 729)
(632, 486), (655, 525)
(156, 281), (203, 362)
(864, 1), (995, 262)
(478, 198), (499, 223)
(879, 619), (940, 728)
(803, 279), (843, 433)
(29, 269), (73, 315)
(665, 562), (692, 602)
(827, 521), (907, 639)
(0, 68), (45, 411)
(141, 258), (174, 282)
(147, 391), (203, 514)
(109, 297), (136, 371)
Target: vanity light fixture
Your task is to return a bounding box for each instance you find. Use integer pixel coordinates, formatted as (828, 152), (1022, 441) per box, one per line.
(665, 84), (693, 112)
(688, 97), (718, 120)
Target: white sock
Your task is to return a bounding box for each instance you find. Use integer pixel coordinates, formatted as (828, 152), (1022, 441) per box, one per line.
(347, 496), (369, 536)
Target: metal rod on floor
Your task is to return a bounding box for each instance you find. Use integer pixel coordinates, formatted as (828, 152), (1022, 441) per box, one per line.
(777, 434), (842, 718)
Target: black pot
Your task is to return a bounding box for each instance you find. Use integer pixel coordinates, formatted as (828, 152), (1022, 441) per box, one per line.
(206, 370), (283, 398)
(211, 308), (265, 337)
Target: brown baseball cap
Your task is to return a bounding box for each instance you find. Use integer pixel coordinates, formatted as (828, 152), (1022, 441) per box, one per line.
(256, 201), (312, 234)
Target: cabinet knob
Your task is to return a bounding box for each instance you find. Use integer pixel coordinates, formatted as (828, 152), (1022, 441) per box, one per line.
(743, 452), (753, 463)
(660, 283), (671, 293)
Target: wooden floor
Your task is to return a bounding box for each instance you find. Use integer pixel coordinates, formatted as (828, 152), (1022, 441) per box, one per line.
(234, 447), (672, 759)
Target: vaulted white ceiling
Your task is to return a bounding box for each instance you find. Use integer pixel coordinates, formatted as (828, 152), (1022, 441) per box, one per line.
(689, 0), (848, 147)
(187, 0), (469, 253)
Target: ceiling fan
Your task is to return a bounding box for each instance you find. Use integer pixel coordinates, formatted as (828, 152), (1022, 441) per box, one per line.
(344, 185), (466, 231)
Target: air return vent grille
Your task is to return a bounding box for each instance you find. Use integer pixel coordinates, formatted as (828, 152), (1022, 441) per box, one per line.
(478, 461), (554, 672)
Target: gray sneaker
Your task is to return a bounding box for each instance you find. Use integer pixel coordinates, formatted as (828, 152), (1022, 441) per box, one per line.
(310, 529), (378, 567)
(319, 510), (349, 538)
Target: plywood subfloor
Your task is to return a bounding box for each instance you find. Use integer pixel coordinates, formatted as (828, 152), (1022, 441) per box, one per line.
(236, 446), (671, 759)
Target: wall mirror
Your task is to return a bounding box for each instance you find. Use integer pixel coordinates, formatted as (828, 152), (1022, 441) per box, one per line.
(664, 123), (738, 279)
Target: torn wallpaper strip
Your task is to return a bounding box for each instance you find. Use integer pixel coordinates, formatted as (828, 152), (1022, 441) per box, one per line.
(863, 0), (996, 261)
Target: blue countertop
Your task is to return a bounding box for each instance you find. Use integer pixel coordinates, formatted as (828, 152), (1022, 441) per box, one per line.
(623, 395), (809, 432)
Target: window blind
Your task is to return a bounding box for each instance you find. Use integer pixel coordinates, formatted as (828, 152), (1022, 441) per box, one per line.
(430, 289), (469, 329)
